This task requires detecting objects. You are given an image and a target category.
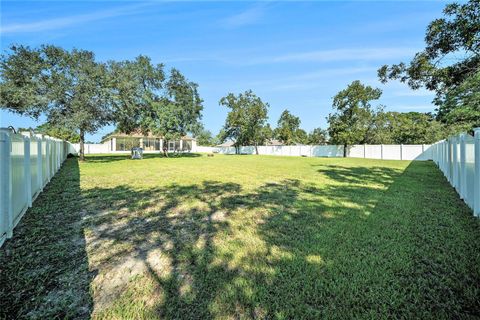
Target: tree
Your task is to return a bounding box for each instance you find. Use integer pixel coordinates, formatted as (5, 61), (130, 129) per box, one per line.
(109, 58), (203, 156)
(307, 128), (328, 145)
(1, 44), (112, 160)
(108, 56), (165, 134)
(258, 124), (274, 145)
(35, 122), (81, 143)
(274, 110), (301, 145)
(327, 80), (382, 156)
(148, 69), (203, 156)
(295, 129), (308, 145)
(219, 90), (269, 154)
(378, 0), (480, 130)
(369, 111), (446, 144)
(441, 71), (480, 133)
(195, 127), (215, 146)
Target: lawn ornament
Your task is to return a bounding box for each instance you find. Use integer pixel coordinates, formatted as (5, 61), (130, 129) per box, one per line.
(131, 147), (143, 159)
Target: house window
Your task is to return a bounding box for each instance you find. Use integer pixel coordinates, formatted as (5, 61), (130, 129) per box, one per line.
(115, 137), (141, 151)
(182, 140), (192, 151)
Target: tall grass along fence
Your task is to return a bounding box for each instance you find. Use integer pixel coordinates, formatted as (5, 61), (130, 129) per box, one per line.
(431, 128), (480, 217)
(0, 128), (77, 247)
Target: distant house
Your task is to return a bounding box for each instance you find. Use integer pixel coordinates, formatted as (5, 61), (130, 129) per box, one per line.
(215, 139), (285, 147)
(266, 139), (284, 146)
(216, 141), (235, 147)
(101, 131), (196, 152)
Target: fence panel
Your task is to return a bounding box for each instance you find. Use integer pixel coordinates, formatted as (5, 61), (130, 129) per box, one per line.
(0, 128), (76, 247)
(10, 134), (28, 225)
(431, 129), (480, 216)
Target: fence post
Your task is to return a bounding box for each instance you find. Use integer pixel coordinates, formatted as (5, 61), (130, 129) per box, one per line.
(0, 129), (13, 238)
(36, 135), (43, 191)
(363, 144), (366, 158)
(446, 139), (451, 182)
(400, 144), (403, 160)
(452, 136), (458, 191)
(23, 135), (32, 207)
(459, 134), (466, 199)
(474, 128), (480, 217)
(45, 138), (51, 181)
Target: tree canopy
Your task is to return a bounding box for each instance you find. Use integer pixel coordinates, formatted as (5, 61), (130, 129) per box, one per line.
(307, 128), (328, 145)
(1, 44), (112, 160)
(219, 90), (269, 154)
(1, 45), (203, 158)
(35, 123), (81, 143)
(327, 80), (382, 156)
(274, 110), (302, 145)
(378, 0), (479, 131)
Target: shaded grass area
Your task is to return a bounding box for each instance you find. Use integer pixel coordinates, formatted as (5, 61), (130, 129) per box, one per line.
(1, 154), (479, 319)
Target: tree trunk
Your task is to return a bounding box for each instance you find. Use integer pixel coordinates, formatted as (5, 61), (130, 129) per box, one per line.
(255, 143), (259, 155)
(163, 140), (169, 157)
(343, 143), (347, 158)
(79, 129), (85, 161)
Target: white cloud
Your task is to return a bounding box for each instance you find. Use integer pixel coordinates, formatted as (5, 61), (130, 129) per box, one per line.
(220, 4), (266, 28)
(249, 66), (376, 91)
(1, 3), (151, 34)
(266, 47), (419, 64)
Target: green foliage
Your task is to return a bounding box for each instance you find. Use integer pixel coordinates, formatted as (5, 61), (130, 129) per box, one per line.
(308, 128), (328, 145)
(108, 56), (165, 135)
(327, 80), (382, 152)
(110, 58), (203, 150)
(370, 111), (447, 144)
(0, 45), (50, 118)
(378, 0), (480, 126)
(195, 127), (216, 146)
(259, 123), (274, 145)
(441, 71), (480, 133)
(295, 128), (308, 144)
(147, 69), (203, 143)
(219, 90), (269, 153)
(1, 44), (112, 159)
(35, 122), (81, 143)
(274, 109), (301, 145)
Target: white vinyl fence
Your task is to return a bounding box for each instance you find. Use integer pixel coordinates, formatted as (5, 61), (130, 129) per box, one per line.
(0, 128), (77, 247)
(202, 144), (433, 161)
(71, 142), (110, 154)
(431, 129), (480, 216)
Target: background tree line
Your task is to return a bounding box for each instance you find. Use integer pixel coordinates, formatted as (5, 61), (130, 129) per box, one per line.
(213, 0), (478, 154)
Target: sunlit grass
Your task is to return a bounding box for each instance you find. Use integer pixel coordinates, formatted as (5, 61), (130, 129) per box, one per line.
(1, 153), (479, 319)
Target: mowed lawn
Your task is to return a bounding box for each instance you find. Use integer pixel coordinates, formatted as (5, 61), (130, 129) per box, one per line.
(1, 154), (479, 319)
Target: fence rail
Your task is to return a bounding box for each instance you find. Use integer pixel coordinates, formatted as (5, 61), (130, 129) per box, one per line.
(0, 128), (76, 247)
(199, 144), (433, 161)
(431, 129), (480, 216)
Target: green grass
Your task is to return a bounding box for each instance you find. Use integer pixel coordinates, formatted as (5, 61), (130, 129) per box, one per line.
(1, 154), (479, 319)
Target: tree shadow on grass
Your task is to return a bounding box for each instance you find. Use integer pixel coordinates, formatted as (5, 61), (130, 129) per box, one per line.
(0, 158), (94, 319)
(2, 159), (479, 319)
(80, 160), (479, 319)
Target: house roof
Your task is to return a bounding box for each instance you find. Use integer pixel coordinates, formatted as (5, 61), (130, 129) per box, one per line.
(101, 130), (194, 143)
(266, 139), (284, 146)
(216, 140), (235, 147)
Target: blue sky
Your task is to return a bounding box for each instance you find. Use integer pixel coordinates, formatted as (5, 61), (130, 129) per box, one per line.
(1, 1), (448, 142)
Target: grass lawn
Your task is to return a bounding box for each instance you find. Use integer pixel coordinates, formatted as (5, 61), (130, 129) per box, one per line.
(1, 154), (479, 319)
